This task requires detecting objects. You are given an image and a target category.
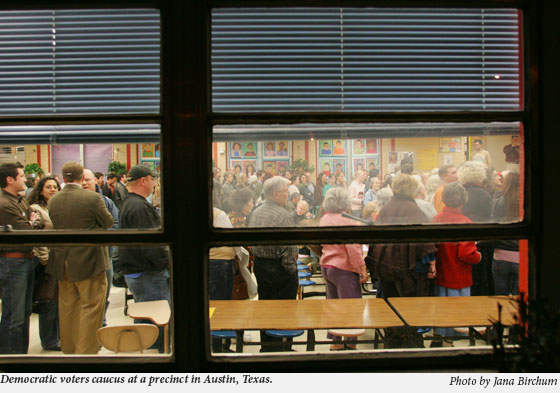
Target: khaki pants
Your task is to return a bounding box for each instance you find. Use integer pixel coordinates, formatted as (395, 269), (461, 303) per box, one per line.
(58, 269), (107, 354)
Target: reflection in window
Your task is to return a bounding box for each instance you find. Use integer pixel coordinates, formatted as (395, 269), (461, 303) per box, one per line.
(208, 239), (524, 354)
(211, 124), (523, 227)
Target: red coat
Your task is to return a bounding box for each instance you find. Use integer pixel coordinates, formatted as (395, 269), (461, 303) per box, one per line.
(432, 207), (481, 289)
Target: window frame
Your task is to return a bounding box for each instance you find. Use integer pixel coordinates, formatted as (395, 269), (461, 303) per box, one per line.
(0, 0), (552, 373)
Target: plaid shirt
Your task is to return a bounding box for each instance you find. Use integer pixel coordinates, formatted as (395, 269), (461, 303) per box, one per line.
(248, 199), (297, 273)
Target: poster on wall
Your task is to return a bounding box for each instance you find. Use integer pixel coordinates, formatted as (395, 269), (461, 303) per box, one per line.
(243, 142), (257, 157)
(264, 141), (276, 157)
(366, 157), (379, 172)
(230, 160), (243, 172)
(243, 160), (257, 176)
(333, 158), (346, 175)
(439, 137), (461, 153)
(416, 149), (439, 171)
(333, 140), (346, 156)
(230, 142), (243, 158)
(353, 157), (366, 174)
(142, 144), (154, 158)
(353, 139), (366, 155)
(366, 139), (378, 154)
(276, 141), (289, 157)
(319, 158), (333, 175)
(319, 140), (333, 156)
(276, 161), (288, 174)
(154, 144), (160, 158)
(141, 160), (156, 171)
(155, 161), (161, 173)
(263, 161), (276, 175)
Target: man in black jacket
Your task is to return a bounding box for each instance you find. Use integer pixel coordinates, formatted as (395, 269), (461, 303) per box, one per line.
(118, 165), (169, 352)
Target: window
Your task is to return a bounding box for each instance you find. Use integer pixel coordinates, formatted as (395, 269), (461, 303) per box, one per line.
(206, 5), (532, 365)
(1, 0), (556, 373)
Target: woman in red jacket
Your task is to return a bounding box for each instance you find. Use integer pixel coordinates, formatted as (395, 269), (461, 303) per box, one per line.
(432, 182), (481, 344)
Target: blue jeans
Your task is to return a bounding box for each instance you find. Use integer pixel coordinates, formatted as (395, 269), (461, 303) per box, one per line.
(209, 259), (234, 352)
(492, 259), (519, 296)
(125, 269), (170, 353)
(0, 257), (34, 354)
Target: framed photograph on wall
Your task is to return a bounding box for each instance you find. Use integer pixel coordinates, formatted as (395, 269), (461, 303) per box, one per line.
(319, 140), (332, 156)
(230, 142), (243, 158)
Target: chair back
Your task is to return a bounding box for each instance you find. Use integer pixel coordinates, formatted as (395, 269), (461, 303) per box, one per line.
(97, 324), (158, 353)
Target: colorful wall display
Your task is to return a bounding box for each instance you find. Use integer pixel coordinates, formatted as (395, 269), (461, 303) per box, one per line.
(140, 143), (160, 173)
(439, 137), (462, 153)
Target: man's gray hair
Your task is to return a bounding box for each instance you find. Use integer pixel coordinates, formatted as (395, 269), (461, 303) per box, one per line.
(262, 176), (289, 199)
(323, 187), (351, 213)
(442, 182), (469, 209)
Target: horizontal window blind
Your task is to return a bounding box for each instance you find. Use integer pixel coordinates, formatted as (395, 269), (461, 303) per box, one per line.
(0, 9), (160, 116)
(212, 122), (520, 141)
(211, 8), (520, 112)
(0, 124), (160, 144)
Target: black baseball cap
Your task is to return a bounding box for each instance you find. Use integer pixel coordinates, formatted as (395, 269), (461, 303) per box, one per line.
(127, 165), (158, 181)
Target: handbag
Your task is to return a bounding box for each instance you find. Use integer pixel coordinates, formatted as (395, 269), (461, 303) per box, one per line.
(33, 263), (58, 305)
(231, 259), (249, 300)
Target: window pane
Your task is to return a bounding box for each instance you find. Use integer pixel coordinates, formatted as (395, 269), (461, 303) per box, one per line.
(211, 8), (521, 112)
(0, 244), (172, 357)
(0, 127), (162, 231)
(0, 9), (160, 116)
(212, 123), (523, 227)
(208, 240), (525, 356)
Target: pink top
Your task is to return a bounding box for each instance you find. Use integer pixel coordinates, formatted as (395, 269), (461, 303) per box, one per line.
(319, 213), (364, 274)
(348, 180), (365, 211)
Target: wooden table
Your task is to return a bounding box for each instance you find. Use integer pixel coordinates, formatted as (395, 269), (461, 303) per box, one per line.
(127, 300), (171, 354)
(387, 296), (519, 344)
(210, 298), (404, 351)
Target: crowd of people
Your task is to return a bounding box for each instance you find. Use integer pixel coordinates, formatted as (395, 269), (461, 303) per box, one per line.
(0, 162), (166, 355)
(211, 137), (521, 350)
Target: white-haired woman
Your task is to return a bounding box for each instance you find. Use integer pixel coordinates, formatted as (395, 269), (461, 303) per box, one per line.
(320, 187), (368, 350)
(457, 161), (494, 296)
(457, 161), (493, 223)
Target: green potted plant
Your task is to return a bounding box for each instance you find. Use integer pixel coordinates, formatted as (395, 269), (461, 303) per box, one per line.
(288, 159), (315, 176)
(107, 161), (127, 175)
(24, 163), (44, 177)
